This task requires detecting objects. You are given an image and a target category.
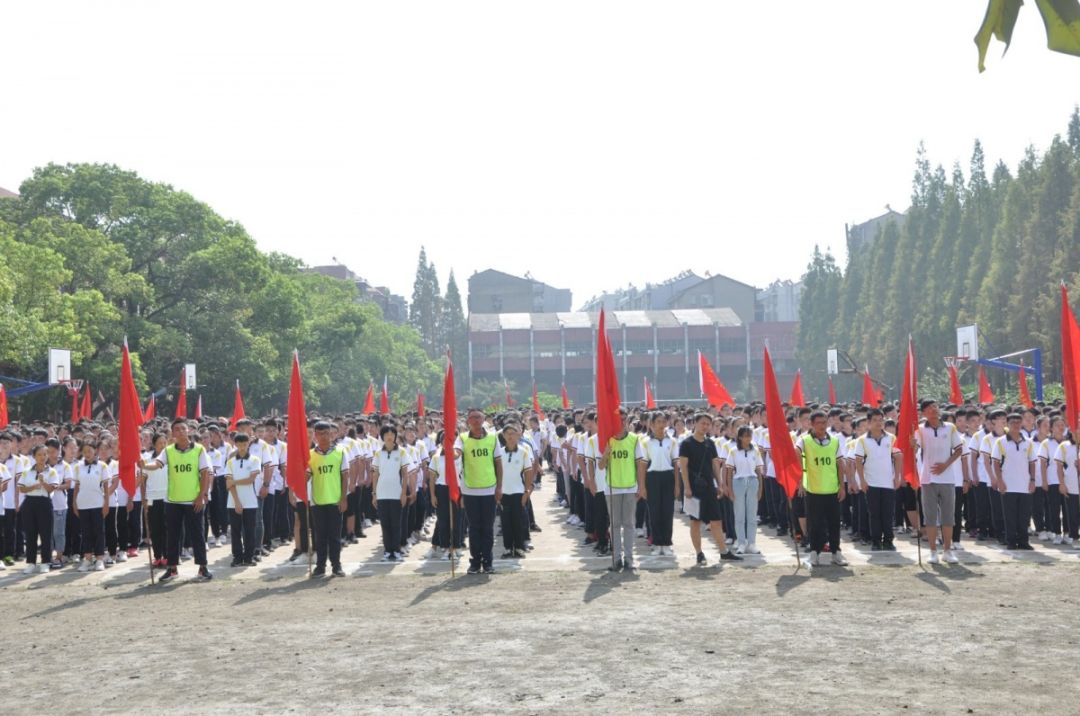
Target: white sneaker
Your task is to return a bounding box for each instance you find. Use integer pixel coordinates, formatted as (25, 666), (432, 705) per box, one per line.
(1038, 531), (1049, 541)
(725, 537), (734, 545)
(77, 559), (91, 573)
(381, 552), (392, 562)
(217, 535), (227, 547)
(803, 551), (818, 567)
(1064, 537), (1074, 545)
(649, 546), (660, 556)
(39, 562), (50, 573)
(635, 528), (645, 538)
(952, 543), (965, 550)
(1053, 534), (1064, 545)
(22, 564), (37, 575)
(363, 519), (372, 529)
(944, 550), (959, 564)
(116, 551), (128, 563)
(831, 551), (848, 566)
(94, 560), (105, 572)
(746, 544), (760, 554)
(424, 548), (439, 559)
(928, 552), (939, 565)
(734, 544), (745, 556)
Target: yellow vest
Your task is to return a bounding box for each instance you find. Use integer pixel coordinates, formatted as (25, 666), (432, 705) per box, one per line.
(461, 433), (498, 489)
(310, 447), (345, 506)
(801, 434), (840, 494)
(607, 434), (639, 489)
(166, 444), (204, 503)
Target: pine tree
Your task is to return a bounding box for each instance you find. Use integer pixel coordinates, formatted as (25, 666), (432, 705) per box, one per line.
(440, 270), (467, 364)
(1069, 105), (1080, 153)
(410, 247), (441, 357)
(796, 246), (842, 396)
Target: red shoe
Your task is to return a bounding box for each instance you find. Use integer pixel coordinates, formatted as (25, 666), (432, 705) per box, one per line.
(126, 548), (138, 558)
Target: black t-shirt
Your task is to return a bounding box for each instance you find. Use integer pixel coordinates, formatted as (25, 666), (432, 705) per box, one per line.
(679, 435), (718, 484)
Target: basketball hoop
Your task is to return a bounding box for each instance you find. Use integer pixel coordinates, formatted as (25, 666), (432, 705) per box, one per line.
(943, 356), (968, 370)
(60, 379), (84, 396)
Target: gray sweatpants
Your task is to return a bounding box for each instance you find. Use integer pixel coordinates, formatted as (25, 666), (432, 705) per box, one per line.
(610, 492), (637, 564)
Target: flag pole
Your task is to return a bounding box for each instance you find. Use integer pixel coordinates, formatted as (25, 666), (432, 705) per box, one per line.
(448, 495), (456, 579)
(787, 499), (801, 573)
(144, 498), (155, 585)
(307, 500), (314, 578)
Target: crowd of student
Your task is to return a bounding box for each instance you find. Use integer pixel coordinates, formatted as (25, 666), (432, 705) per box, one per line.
(0, 396), (1075, 581)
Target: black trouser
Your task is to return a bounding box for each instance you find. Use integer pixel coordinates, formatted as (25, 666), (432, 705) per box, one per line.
(359, 485), (377, 521)
(377, 499), (403, 556)
(274, 490), (291, 541)
(964, 485), (978, 535)
(767, 478), (789, 532)
(806, 492), (841, 555)
(645, 471), (675, 547)
(124, 502), (142, 550)
(635, 499), (648, 532)
(80, 509), (106, 556)
(294, 501), (310, 554)
(104, 505), (119, 556)
(165, 502), (207, 567)
(974, 483), (991, 537)
(721, 497), (736, 540)
(556, 468), (566, 500)
(210, 476), (228, 538)
(346, 490), (361, 536)
(1032, 487), (1047, 533)
(583, 479), (594, 534)
(463, 494), (496, 569)
(229, 507), (257, 562)
(65, 492), (81, 556)
(1045, 487), (1064, 535)
(262, 491), (278, 547)
(867, 487), (895, 546)
(433, 485), (464, 548)
(952, 487), (965, 544)
(990, 489), (1006, 541)
(591, 491), (609, 549)
(148, 500), (166, 559)
(312, 503), (342, 569)
(852, 491), (870, 541)
(1003, 492), (1032, 548)
(1064, 493), (1080, 540)
(21, 496), (53, 565)
(500, 493), (528, 552)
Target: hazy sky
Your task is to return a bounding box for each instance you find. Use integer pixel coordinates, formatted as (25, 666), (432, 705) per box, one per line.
(3, 2), (1078, 310)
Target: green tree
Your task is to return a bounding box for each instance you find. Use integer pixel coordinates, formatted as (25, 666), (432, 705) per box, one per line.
(795, 245), (842, 397)
(440, 270), (468, 364)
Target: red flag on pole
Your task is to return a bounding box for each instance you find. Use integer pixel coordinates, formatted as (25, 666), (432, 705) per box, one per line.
(862, 366), (882, 407)
(897, 338), (920, 490)
(532, 382), (546, 420)
(70, 385), (80, 423)
(194, 394), (203, 419)
(143, 394), (156, 423)
(977, 366), (995, 404)
(789, 370), (806, 407)
(80, 381), (93, 420)
(1061, 283), (1080, 432)
(827, 376), (837, 405)
(117, 339), (142, 497)
(504, 379), (514, 408)
(362, 381), (375, 414)
(698, 351), (735, 408)
(443, 359), (460, 503)
(644, 377), (657, 409)
(417, 391), (425, 419)
(0, 383), (8, 429)
(380, 376), (390, 415)
(175, 368), (187, 419)
(948, 364), (963, 405)
(560, 383), (571, 409)
(763, 347), (801, 500)
(286, 351), (310, 503)
(1018, 361), (1033, 408)
(595, 309), (622, 449)
(228, 380), (245, 431)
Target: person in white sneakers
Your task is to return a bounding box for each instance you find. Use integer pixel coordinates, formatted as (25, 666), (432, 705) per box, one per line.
(726, 426), (764, 555)
(914, 400), (964, 564)
(1038, 416), (1067, 544)
(73, 440), (110, 572)
(16, 445), (60, 574)
(1054, 431), (1079, 547)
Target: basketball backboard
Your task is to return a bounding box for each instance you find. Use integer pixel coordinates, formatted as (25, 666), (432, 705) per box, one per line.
(826, 349), (839, 375)
(48, 348), (71, 385)
(184, 363), (197, 389)
(956, 325), (979, 361)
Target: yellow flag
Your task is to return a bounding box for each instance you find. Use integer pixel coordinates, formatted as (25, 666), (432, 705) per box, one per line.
(1036, 0), (1080, 57)
(974, 0), (1024, 72)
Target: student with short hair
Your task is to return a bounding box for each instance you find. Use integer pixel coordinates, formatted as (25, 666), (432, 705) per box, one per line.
(225, 433), (261, 566)
(991, 413), (1037, 551)
(307, 421), (348, 578)
(854, 409), (900, 551)
(726, 426), (764, 555)
(372, 425), (408, 563)
(679, 413), (741, 567)
(915, 400), (964, 564)
(498, 423), (534, 559)
(74, 439), (110, 572)
(17, 445), (60, 574)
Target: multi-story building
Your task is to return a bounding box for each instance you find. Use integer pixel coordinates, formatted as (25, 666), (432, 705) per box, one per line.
(305, 263), (409, 324)
(467, 269), (572, 314)
(846, 206), (906, 253)
(756, 279), (802, 322)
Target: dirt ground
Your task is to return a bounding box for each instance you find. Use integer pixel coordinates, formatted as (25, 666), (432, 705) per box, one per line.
(2, 490), (1079, 714)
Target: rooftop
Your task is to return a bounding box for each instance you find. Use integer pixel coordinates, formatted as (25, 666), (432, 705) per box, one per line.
(469, 308), (742, 332)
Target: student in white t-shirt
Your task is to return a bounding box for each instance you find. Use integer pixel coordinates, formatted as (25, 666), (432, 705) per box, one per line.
(498, 423), (534, 559)
(1038, 416), (1068, 543)
(426, 432), (464, 559)
(225, 433), (261, 567)
(371, 425), (408, 562)
(991, 413), (1037, 550)
(1054, 435), (1079, 546)
(73, 439), (110, 571)
(725, 426), (764, 555)
(854, 409), (900, 550)
(49, 437), (75, 569)
(17, 445), (61, 574)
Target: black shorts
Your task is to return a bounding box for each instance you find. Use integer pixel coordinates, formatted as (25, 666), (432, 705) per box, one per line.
(690, 482), (722, 524)
(792, 494), (806, 519)
(898, 484), (918, 511)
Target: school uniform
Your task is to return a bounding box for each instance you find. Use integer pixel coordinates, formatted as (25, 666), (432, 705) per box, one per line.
(1054, 442), (1079, 541)
(457, 432), (504, 572)
(499, 442), (533, 555)
(74, 460), (109, 558)
(2, 455), (23, 560)
(991, 435), (1037, 549)
(374, 447), (406, 560)
(207, 443), (229, 541)
(1038, 438), (1065, 538)
(729, 445), (764, 551)
(429, 448), (464, 550)
(143, 451), (168, 561)
(309, 445), (347, 572)
(855, 432), (897, 548)
(916, 422), (963, 531)
(982, 432), (1007, 543)
(51, 460), (72, 564)
(18, 465), (60, 565)
(644, 434), (678, 548)
(154, 443), (212, 568)
(225, 452), (261, 563)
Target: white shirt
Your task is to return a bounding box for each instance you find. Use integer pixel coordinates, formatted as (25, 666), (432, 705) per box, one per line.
(373, 448), (406, 501)
(264, 440), (284, 492)
(2, 456), (22, 509)
(19, 465), (60, 498)
(915, 422), (964, 486)
(143, 450), (168, 501)
(1038, 438), (1063, 486)
(429, 449), (463, 488)
(991, 436), (1036, 493)
(225, 453), (262, 509)
(854, 433), (897, 489)
(74, 460), (110, 510)
(52, 461), (73, 511)
(584, 434), (607, 493)
(501, 442), (534, 495)
(728, 446), (763, 478)
(644, 435), (678, 472)
(1055, 442), (1079, 495)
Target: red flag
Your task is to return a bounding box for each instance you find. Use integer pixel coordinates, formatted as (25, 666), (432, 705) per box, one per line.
(228, 380), (245, 431)
(143, 394), (156, 423)
(0, 383), (8, 429)
(417, 391), (425, 419)
(897, 338), (920, 490)
(80, 381), (92, 420)
(504, 379), (515, 407)
(789, 370), (806, 407)
(861, 367), (882, 407)
(595, 309), (622, 449)
(117, 340), (142, 497)
(1061, 284), (1080, 432)
(948, 364), (963, 405)
(560, 383), (571, 409)
(380, 376), (390, 414)
(698, 351), (735, 408)
(1018, 361), (1033, 408)
(194, 394), (203, 419)
(532, 382), (546, 420)
(763, 347), (801, 500)
(70, 384), (80, 423)
(362, 381), (375, 414)
(176, 368), (187, 419)
(443, 359), (460, 503)
(286, 351), (310, 503)
(977, 366), (995, 404)
(644, 377), (657, 409)
(827, 376), (837, 405)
